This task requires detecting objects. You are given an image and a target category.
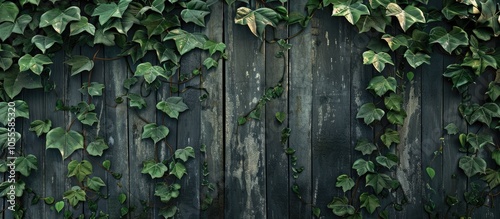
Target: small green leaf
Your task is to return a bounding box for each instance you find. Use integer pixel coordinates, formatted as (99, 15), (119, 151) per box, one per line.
(80, 82), (104, 97)
(235, 7), (281, 39)
(141, 160), (168, 179)
(0, 100), (29, 125)
(55, 201), (65, 213)
(380, 128), (400, 148)
(275, 112), (286, 123)
(203, 57), (218, 69)
(142, 13), (180, 37)
(164, 29), (207, 55)
(482, 168), (500, 189)
(459, 155), (486, 177)
(404, 50), (430, 69)
(18, 54), (53, 75)
(127, 93), (147, 109)
(141, 123), (169, 144)
(327, 196), (355, 217)
(354, 139), (377, 155)
(102, 160), (111, 170)
(406, 71), (414, 81)
(468, 103), (500, 126)
(336, 174), (355, 192)
(330, 0), (370, 25)
(70, 17), (96, 36)
(362, 50), (394, 72)
(382, 34), (408, 51)
(44, 197), (54, 205)
(67, 160), (92, 182)
(134, 62), (169, 84)
(0, 2), (18, 23)
(384, 93), (403, 112)
(386, 3), (426, 32)
(466, 133), (494, 151)
(174, 146), (195, 162)
(159, 206), (178, 218)
(181, 0), (210, 27)
(170, 162), (187, 179)
(118, 193), (126, 204)
(15, 155), (38, 176)
(429, 26), (469, 54)
(367, 75), (397, 96)
(366, 173), (397, 194)
(376, 154), (398, 169)
(86, 177), (105, 192)
(237, 116), (247, 125)
(63, 186), (86, 207)
(486, 82), (500, 101)
(426, 167), (436, 179)
(65, 56), (94, 76)
(156, 97), (189, 119)
(443, 64), (474, 90)
(312, 206), (321, 218)
(203, 40), (226, 56)
(46, 127), (84, 160)
(444, 123), (459, 135)
(356, 103), (385, 125)
(86, 138), (109, 156)
(359, 193), (380, 214)
(92, 0), (132, 25)
(31, 35), (61, 54)
(154, 182), (181, 203)
(352, 158), (375, 176)
(387, 110), (406, 125)
(29, 119), (52, 137)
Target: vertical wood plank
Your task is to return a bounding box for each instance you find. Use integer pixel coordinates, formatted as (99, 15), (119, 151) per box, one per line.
(288, 3), (313, 218)
(310, 11), (352, 218)
(224, 3), (267, 218)
(200, 2), (225, 218)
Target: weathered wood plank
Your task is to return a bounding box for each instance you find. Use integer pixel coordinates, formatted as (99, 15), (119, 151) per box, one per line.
(224, 3), (267, 218)
(310, 11), (352, 218)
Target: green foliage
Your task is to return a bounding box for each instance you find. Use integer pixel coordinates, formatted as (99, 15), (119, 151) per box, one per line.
(235, 7), (281, 39)
(141, 123), (170, 144)
(156, 97), (189, 119)
(46, 127), (84, 160)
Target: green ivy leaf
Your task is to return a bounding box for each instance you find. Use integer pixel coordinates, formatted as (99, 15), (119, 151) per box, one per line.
(382, 34), (408, 51)
(154, 43), (180, 64)
(404, 50), (430, 69)
(429, 26), (469, 54)
(31, 34), (61, 54)
(0, 44), (19, 71)
(380, 128), (400, 148)
(327, 196), (355, 217)
(356, 12), (389, 33)
(369, 0), (394, 9)
(127, 93), (147, 109)
(387, 110), (406, 125)
(86, 177), (105, 192)
(359, 193), (380, 214)
(142, 13), (180, 37)
(0, 14), (32, 41)
(86, 138), (109, 157)
(354, 139), (377, 155)
(0, 128), (20, 151)
(93, 28), (115, 46)
(70, 17), (96, 36)
(444, 123), (459, 135)
(159, 206), (178, 219)
(468, 103), (500, 126)
(141, 160), (168, 179)
(366, 173), (397, 194)
(80, 82), (104, 97)
(18, 54), (52, 75)
(67, 160), (92, 182)
(376, 154), (398, 169)
(275, 112), (286, 123)
(170, 162), (187, 179)
(103, 160), (111, 170)
(442, 0), (468, 20)
(77, 109), (98, 126)
(330, 0), (370, 25)
(336, 174), (355, 192)
(44, 196), (54, 205)
(118, 193), (126, 204)
(384, 93), (403, 112)
(181, 0), (210, 27)
(134, 62), (169, 84)
(0, 181), (25, 197)
(367, 75), (397, 96)
(483, 168), (500, 189)
(493, 150), (500, 166)
(15, 154), (38, 176)
(0, 100), (29, 125)
(203, 40), (226, 56)
(386, 3), (426, 32)
(203, 57), (218, 69)
(165, 30), (206, 56)
(29, 119), (51, 137)
(477, 0), (500, 36)
(65, 56), (94, 76)
(0, 2), (18, 23)
(426, 167), (436, 179)
(362, 50), (394, 72)
(156, 97), (189, 119)
(55, 201), (64, 212)
(443, 64), (474, 91)
(235, 7), (281, 39)
(486, 82), (500, 101)
(154, 182), (181, 203)
(141, 123), (169, 144)
(466, 133), (494, 151)
(312, 207), (321, 218)
(39, 6), (81, 34)
(356, 103), (384, 125)
(174, 146), (195, 162)
(92, 0), (132, 25)
(63, 186), (86, 207)
(459, 155), (486, 177)
(352, 158), (375, 176)
(46, 127), (84, 160)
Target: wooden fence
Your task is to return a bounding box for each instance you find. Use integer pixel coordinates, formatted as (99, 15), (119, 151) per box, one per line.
(2, 1), (499, 219)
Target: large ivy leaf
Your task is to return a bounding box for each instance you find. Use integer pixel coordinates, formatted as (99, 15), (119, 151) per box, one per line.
(86, 138), (109, 156)
(366, 173), (397, 194)
(0, 1), (19, 23)
(164, 29), (207, 55)
(141, 160), (168, 179)
(429, 26), (469, 54)
(0, 44), (19, 70)
(134, 62), (169, 84)
(181, 0), (210, 27)
(336, 174), (355, 192)
(486, 82), (500, 101)
(15, 154), (37, 176)
(67, 160), (92, 182)
(46, 127), (84, 160)
(483, 168), (500, 189)
(362, 50), (394, 72)
(376, 154), (398, 169)
(31, 35), (61, 54)
(330, 0), (370, 25)
(327, 196), (355, 217)
(468, 103), (500, 126)
(442, 0), (468, 20)
(79, 82), (104, 97)
(367, 75), (397, 96)
(159, 206), (178, 219)
(142, 14), (180, 37)
(92, 0), (132, 25)
(356, 11), (389, 33)
(404, 50), (430, 69)
(174, 146), (195, 162)
(0, 181), (25, 197)
(170, 162), (187, 179)
(65, 55), (94, 76)
(386, 3), (426, 32)
(359, 193), (380, 214)
(142, 123), (169, 144)
(93, 28), (115, 46)
(127, 93), (147, 109)
(459, 155), (486, 177)
(443, 64), (474, 90)
(29, 119), (51, 137)
(384, 93), (403, 112)
(354, 139), (377, 155)
(63, 186), (86, 207)
(381, 34), (408, 51)
(156, 97), (189, 119)
(387, 110), (406, 125)
(154, 182), (181, 203)
(18, 54), (52, 75)
(352, 158), (375, 176)
(0, 14), (32, 41)
(2, 67), (42, 99)
(234, 7), (280, 39)
(0, 100), (29, 126)
(70, 17), (96, 36)
(477, 0), (500, 36)
(39, 6), (81, 34)
(0, 128), (20, 151)
(356, 103), (384, 125)
(87, 177), (105, 192)
(466, 133), (494, 152)
(154, 43), (180, 64)
(380, 128), (400, 147)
